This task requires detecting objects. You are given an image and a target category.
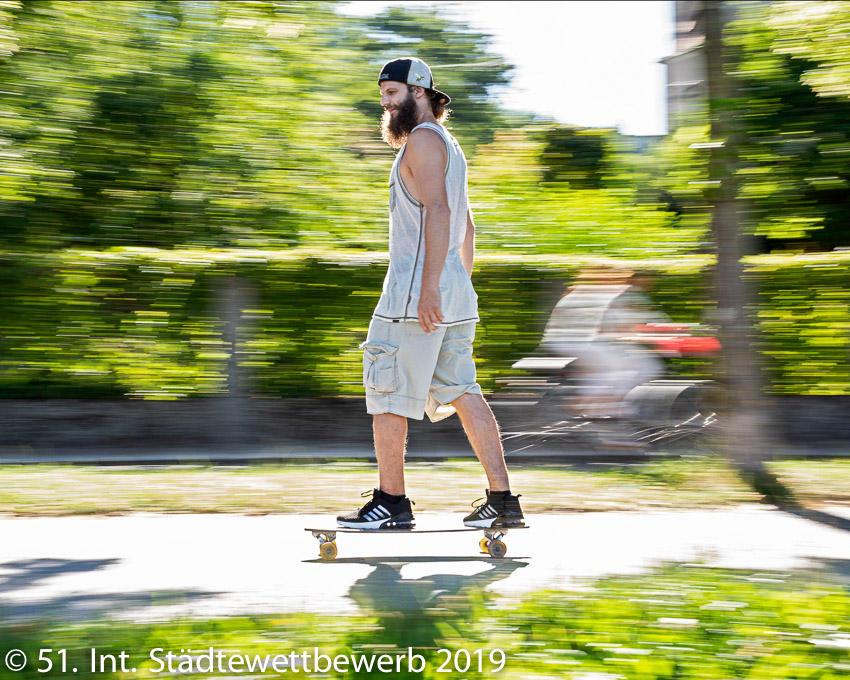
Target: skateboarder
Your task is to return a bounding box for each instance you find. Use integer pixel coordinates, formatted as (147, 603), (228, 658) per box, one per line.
(337, 58), (523, 530)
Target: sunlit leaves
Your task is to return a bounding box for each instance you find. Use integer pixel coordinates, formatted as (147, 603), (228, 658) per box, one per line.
(771, 1), (850, 99)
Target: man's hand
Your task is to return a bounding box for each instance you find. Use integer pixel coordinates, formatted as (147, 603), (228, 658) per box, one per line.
(418, 284), (444, 333)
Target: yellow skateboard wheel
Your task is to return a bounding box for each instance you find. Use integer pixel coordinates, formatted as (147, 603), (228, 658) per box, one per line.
(320, 542), (338, 561)
(487, 539), (507, 558)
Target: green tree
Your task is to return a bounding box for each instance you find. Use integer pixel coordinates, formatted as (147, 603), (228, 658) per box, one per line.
(357, 6), (520, 150)
(730, 2), (850, 250)
(656, 1), (850, 251)
(771, 1), (850, 99)
(538, 125), (610, 189)
(0, 1), (390, 250)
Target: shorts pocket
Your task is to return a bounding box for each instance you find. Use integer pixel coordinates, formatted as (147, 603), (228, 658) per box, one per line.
(361, 341), (398, 393)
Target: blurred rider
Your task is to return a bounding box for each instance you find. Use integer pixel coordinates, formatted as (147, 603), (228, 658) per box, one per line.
(539, 268), (668, 417)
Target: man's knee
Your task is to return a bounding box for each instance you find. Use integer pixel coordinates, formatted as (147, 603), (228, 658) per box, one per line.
(450, 390), (487, 414)
(452, 391), (478, 404)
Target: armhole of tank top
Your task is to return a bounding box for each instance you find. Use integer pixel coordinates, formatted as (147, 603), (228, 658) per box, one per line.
(396, 125), (452, 207)
(394, 145), (423, 208)
(411, 123), (450, 176)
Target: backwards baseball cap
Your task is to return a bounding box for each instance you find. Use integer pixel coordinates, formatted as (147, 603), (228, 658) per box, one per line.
(378, 57), (451, 105)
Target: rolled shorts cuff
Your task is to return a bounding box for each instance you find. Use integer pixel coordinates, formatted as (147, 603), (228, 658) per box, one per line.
(366, 392), (427, 421)
(425, 382), (483, 423)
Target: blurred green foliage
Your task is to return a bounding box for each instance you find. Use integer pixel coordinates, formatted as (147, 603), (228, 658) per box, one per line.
(2, 1), (850, 400)
(2, 565), (849, 679)
(653, 2), (850, 250)
(2, 249), (849, 398)
(0, 0), (688, 255)
(539, 126), (610, 188)
(0, 1), (390, 250)
(507, 566), (850, 680)
(771, 1), (850, 100)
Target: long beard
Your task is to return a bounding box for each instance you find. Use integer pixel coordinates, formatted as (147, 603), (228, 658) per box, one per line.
(380, 93), (419, 149)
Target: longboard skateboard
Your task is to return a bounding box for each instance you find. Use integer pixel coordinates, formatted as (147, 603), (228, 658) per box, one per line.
(305, 525), (528, 560)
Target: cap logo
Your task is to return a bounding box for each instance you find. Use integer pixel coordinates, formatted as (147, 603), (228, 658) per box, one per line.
(380, 72), (389, 80)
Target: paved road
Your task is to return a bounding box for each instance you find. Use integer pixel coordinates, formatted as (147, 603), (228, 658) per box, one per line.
(1, 507), (850, 622)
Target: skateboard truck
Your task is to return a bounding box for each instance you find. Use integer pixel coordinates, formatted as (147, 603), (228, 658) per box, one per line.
(311, 530), (339, 561)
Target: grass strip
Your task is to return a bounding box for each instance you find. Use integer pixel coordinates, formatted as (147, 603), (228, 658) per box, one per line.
(0, 458), (846, 516)
(2, 564), (848, 679)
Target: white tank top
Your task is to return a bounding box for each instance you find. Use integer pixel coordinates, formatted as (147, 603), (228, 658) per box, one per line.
(372, 122), (479, 325)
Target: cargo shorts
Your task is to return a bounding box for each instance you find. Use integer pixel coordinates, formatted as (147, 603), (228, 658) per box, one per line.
(360, 318), (482, 422)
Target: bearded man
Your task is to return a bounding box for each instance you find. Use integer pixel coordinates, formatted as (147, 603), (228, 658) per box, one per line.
(336, 58), (524, 530)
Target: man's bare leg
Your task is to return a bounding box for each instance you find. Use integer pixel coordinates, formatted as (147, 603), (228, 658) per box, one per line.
(452, 392), (510, 491)
(374, 413), (408, 496)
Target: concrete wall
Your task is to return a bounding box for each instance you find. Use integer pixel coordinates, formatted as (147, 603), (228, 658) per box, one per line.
(1, 397), (848, 460)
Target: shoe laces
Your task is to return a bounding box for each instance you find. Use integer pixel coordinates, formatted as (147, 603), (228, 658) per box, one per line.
(360, 489), (415, 509)
(471, 493), (522, 509)
(359, 489), (381, 513)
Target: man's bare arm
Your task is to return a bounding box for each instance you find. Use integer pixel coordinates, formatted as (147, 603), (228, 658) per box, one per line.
(403, 128), (450, 333)
(462, 207), (475, 277)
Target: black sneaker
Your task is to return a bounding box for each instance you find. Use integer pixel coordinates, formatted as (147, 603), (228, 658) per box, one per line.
(337, 489), (415, 530)
(463, 490), (524, 528)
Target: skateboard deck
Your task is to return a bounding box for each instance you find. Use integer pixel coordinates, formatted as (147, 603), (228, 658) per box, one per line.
(305, 524), (527, 560)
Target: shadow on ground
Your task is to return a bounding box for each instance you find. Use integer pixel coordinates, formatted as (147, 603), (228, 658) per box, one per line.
(0, 558), (218, 621)
(335, 557), (528, 652)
